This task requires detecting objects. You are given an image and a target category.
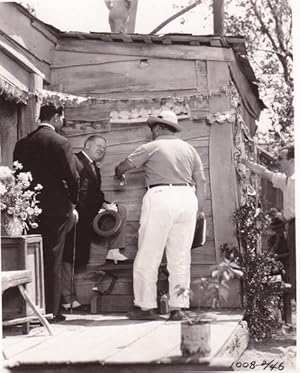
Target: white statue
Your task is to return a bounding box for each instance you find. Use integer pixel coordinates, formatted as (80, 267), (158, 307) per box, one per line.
(104, 0), (132, 33)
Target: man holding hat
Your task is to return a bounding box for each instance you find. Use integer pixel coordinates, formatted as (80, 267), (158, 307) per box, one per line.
(62, 135), (128, 310)
(115, 110), (206, 320)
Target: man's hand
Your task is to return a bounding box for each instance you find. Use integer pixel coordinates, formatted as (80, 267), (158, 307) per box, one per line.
(197, 210), (205, 220)
(73, 208), (79, 223)
(102, 202), (118, 212)
(114, 174), (126, 186)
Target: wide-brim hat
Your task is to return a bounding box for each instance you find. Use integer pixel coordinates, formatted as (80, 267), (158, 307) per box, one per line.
(93, 210), (122, 238)
(147, 110), (183, 132)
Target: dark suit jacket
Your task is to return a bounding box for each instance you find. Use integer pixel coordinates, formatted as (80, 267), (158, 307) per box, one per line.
(13, 126), (79, 217)
(75, 151), (105, 218)
(63, 151), (106, 267)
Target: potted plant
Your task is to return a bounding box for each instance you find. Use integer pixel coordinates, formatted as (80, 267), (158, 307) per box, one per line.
(177, 255), (243, 356)
(0, 161), (43, 236)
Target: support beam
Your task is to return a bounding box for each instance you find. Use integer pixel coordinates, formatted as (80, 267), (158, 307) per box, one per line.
(213, 0), (224, 35)
(127, 0), (138, 33)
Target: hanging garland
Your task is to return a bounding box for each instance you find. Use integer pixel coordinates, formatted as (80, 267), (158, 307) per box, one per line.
(205, 109), (236, 125)
(0, 77), (32, 104)
(40, 84), (232, 107)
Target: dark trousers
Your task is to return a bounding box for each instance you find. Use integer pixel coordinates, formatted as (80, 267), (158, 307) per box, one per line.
(287, 218), (296, 298)
(63, 204), (127, 269)
(39, 213), (72, 315)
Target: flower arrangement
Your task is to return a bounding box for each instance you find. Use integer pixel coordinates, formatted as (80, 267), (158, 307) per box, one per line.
(0, 161), (42, 235)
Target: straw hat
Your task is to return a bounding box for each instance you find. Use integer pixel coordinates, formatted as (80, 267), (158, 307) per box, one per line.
(93, 210), (122, 238)
(147, 110), (183, 132)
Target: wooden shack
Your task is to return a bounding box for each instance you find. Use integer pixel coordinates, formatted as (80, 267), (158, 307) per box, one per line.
(0, 2), (265, 310)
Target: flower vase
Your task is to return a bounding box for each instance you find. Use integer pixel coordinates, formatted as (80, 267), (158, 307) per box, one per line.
(1, 213), (24, 236)
(181, 319), (211, 356)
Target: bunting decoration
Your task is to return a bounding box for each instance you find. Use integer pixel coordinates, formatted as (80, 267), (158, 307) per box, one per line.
(0, 77), (31, 104)
(205, 109), (236, 125)
(40, 84), (232, 108)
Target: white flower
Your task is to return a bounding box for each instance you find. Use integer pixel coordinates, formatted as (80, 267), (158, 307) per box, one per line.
(34, 206), (42, 215)
(13, 161), (23, 170)
(7, 207), (15, 215)
(30, 222), (38, 229)
(0, 182), (7, 195)
(23, 190), (34, 198)
(34, 184), (43, 191)
(26, 207), (35, 215)
(0, 166), (14, 185)
(17, 173), (27, 182)
(20, 212), (28, 220)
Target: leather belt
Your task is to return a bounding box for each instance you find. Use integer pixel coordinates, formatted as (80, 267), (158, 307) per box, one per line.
(147, 183), (191, 189)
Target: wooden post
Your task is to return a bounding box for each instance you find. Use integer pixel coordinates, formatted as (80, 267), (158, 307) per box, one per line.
(127, 0), (138, 33)
(213, 0), (224, 35)
(19, 73), (43, 138)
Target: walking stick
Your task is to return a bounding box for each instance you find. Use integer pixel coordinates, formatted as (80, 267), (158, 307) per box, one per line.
(70, 219), (77, 315)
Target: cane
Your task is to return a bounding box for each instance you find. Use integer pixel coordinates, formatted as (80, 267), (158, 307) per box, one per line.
(70, 218), (77, 315)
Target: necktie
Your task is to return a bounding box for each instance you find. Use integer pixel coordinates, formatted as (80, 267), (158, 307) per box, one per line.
(93, 162), (101, 184)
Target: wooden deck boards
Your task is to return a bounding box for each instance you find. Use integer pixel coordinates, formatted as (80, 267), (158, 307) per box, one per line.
(2, 310), (248, 371)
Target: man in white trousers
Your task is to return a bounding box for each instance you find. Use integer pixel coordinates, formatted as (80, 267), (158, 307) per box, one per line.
(114, 110), (206, 320)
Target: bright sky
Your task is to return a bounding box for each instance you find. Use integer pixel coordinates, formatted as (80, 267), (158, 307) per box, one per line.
(19, 0), (213, 34)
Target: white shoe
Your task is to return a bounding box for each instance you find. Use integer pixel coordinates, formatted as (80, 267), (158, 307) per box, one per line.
(62, 300), (82, 310)
(106, 248), (129, 264)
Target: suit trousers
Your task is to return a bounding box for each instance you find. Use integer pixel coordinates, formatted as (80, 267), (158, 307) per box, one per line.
(61, 204), (127, 303)
(38, 212), (72, 315)
(61, 262), (77, 304)
(107, 203), (127, 249)
(134, 185), (198, 310)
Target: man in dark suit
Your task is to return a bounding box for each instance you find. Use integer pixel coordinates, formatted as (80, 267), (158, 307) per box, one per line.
(13, 103), (79, 322)
(62, 135), (128, 310)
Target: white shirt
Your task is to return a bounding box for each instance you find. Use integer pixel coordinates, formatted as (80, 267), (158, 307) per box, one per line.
(81, 150), (94, 164)
(271, 172), (295, 220)
(39, 122), (55, 131)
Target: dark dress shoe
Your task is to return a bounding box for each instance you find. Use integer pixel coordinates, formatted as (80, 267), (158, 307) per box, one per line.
(50, 313), (66, 323)
(64, 304), (90, 313)
(169, 310), (186, 321)
(127, 308), (161, 320)
(105, 258), (134, 265)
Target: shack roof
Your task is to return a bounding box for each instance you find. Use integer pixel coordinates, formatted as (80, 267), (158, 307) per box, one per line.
(8, 2), (265, 113)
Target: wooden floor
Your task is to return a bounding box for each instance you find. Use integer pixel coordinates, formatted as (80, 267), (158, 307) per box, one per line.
(2, 309), (249, 372)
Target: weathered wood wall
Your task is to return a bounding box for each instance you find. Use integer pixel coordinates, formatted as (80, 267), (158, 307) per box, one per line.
(0, 98), (19, 166)
(0, 3), (50, 166)
(0, 2), (57, 82)
(63, 116), (213, 267)
(51, 38), (243, 307)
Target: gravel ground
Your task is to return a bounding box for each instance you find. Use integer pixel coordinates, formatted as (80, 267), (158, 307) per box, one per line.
(235, 312), (297, 372)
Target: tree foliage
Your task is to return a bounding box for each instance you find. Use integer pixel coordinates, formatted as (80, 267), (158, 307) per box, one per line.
(165, 0), (293, 143)
(231, 197), (285, 341)
(224, 0), (293, 133)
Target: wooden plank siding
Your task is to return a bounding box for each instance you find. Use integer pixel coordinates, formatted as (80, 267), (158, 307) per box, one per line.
(0, 98), (19, 166)
(50, 39), (245, 307)
(0, 3), (57, 67)
(55, 38), (233, 62)
(64, 118), (214, 269)
(51, 55), (206, 99)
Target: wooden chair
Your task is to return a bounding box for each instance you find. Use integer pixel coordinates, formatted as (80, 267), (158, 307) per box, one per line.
(1, 270), (53, 336)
